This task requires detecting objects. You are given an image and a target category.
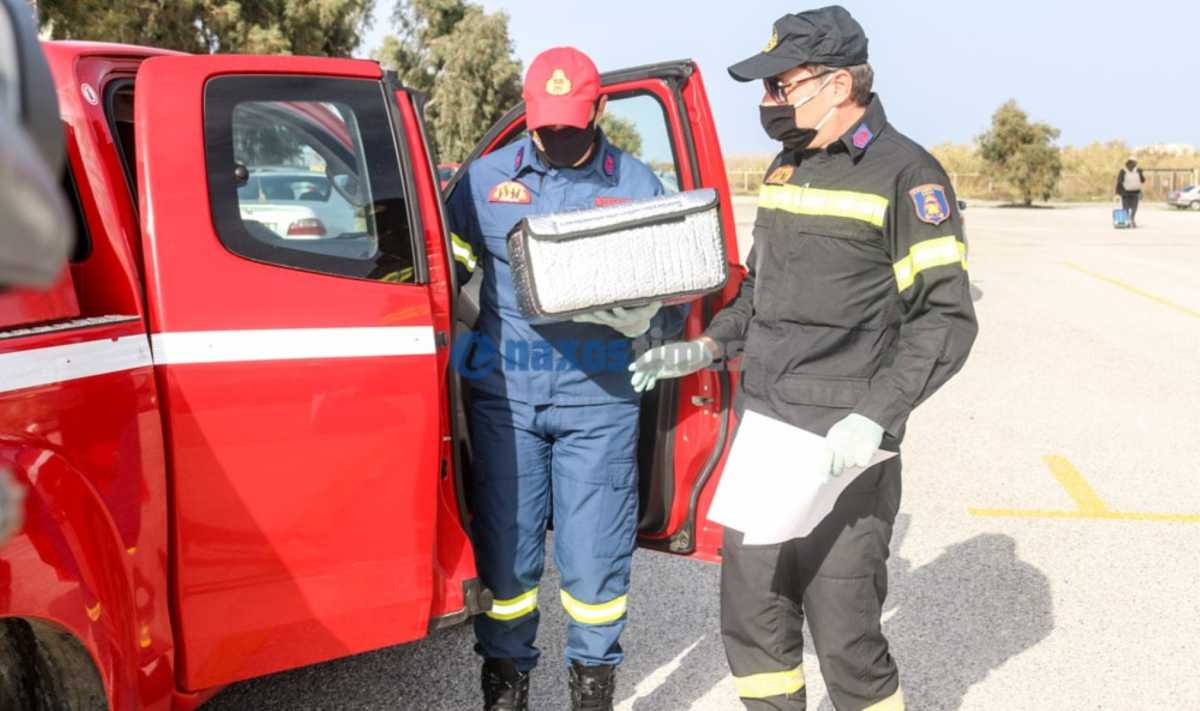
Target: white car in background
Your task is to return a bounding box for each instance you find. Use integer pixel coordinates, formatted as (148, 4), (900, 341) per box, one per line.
(237, 168), (363, 239)
(1167, 185), (1200, 210)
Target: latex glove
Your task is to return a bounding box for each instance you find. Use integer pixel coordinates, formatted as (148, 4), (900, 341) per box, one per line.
(628, 339), (714, 392)
(572, 302), (661, 338)
(824, 414), (885, 478)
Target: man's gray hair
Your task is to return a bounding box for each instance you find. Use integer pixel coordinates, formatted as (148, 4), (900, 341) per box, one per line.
(809, 63), (874, 106)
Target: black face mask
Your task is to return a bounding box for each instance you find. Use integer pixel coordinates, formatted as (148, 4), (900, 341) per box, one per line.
(760, 104), (817, 153)
(535, 123), (598, 168)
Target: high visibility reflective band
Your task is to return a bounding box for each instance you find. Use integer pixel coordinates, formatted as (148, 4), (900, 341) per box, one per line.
(863, 688), (905, 711)
(733, 665), (805, 699)
(560, 590), (627, 625)
(893, 235), (968, 292)
(450, 232), (478, 273)
(758, 184), (889, 228)
(486, 587), (539, 621)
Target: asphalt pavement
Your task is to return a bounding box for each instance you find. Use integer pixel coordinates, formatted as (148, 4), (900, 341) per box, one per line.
(205, 198), (1200, 710)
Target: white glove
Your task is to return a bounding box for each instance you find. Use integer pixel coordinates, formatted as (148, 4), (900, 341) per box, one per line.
(628, 339), (715, 392)
(571, 302), (662, 338)
(824, 414), (885, 478)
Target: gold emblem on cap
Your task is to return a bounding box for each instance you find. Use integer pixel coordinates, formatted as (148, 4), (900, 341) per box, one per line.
(764, 28), (779, 53)
(545, 69), (572, 96)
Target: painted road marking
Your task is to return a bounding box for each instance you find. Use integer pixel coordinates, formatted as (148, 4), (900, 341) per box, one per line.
(970, 455), (1200, 523)
(1064, 262), (1200, 320)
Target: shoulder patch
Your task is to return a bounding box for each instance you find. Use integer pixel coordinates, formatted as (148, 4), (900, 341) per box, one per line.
(489, 180), (532, 204)
(514, 146), (525, 172)
(764, 165), (795, 185)
(852, 123), (874, 149)
(909, 184), (951, 225)
(595, 196), (631, 207)
(603, 151), (616, 177)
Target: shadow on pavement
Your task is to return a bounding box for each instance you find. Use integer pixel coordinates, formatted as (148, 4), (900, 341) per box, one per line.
(202, 542), (730, 710)
(204, 515), (1052, 711)
(817, 514), (1054, 711)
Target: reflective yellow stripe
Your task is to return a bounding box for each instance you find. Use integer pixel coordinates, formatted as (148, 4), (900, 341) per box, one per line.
(450, 232), (477, 273)
(733, 665), (805, 699)
(486, 587), (539, 621)
(893, 235), (968, 292)
(863, 688), (905, 711)
(560, 590), (627, 625)
(758, 184), (889, 228)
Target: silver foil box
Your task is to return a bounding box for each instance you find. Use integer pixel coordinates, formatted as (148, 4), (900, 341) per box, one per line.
(507, 188), (729, 323)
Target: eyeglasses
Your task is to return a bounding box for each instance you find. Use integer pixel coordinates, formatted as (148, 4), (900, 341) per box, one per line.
(763, 71), (833, 104)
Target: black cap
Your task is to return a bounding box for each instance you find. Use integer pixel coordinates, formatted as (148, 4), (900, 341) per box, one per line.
(728, 5), (869, 82)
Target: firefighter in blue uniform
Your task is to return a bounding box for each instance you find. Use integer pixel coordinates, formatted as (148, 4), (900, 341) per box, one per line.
(445, 46), (683, 711)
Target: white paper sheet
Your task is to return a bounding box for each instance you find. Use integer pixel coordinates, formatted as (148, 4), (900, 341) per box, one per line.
(707, 409), (898, 545)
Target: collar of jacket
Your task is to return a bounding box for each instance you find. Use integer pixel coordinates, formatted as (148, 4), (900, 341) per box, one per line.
(830, 93), (887, 161)
(512, 130), (620, 185)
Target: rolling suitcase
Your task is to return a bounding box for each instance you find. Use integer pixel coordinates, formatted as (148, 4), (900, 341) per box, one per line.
(1112, 207), (1132, 229)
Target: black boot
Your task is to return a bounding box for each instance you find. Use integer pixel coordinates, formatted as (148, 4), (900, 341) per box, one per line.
(568, 661), (616, 711)
(481, 658), (529, 711)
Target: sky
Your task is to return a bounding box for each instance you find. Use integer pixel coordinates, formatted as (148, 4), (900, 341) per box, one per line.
(361, 1), (1200, 156)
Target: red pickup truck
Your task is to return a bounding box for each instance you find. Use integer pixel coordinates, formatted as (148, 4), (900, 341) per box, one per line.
(0, 41), (743, 710)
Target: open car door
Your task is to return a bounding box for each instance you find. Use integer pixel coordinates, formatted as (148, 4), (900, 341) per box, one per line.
(134, 55), (476, 691)
(449, 60), (745, 563)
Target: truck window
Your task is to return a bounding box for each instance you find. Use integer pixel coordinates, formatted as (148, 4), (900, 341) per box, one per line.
(603, 92), (682, 194)
(62, 159), (91, 262)
(203, 76), (416, 284)
(103, 79), (137, 206)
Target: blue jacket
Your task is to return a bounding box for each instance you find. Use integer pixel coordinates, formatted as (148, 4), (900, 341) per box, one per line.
(446, 132), (685, 406)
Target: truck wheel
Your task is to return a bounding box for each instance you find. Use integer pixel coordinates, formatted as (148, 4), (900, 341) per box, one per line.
(0, 619), (106, 711)
(1190, 201), (1200, 211)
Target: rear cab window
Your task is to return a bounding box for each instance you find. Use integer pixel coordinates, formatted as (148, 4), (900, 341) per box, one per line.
(204, 76), (418, 284)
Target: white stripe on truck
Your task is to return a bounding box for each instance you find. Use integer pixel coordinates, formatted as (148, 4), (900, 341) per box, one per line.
(0, 326), (437, 393)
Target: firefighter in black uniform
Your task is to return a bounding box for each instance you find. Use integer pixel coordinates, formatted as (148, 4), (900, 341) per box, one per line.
(630, 5), (978, 710)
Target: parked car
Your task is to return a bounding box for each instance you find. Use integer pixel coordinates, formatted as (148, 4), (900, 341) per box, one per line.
(1167, 185), (1200, 210)
(237, 168), (364, 239)
(1, 43), (742, 710)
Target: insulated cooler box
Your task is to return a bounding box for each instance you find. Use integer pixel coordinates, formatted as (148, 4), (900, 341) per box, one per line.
(507, 188), (728, 323)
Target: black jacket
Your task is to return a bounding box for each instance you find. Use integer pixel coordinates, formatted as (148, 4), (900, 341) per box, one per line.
(704, 96), (978, 441)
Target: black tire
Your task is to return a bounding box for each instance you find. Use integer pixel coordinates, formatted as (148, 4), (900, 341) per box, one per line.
(0, 619), (106, 711)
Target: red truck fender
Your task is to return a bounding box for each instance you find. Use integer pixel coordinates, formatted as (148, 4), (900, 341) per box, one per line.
(1, 444), (175, 711)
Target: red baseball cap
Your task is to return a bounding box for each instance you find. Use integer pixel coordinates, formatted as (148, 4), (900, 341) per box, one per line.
(523, 47), (601, 130)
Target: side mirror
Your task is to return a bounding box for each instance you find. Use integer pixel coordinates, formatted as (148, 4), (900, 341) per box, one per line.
(0, 0), (73, 289)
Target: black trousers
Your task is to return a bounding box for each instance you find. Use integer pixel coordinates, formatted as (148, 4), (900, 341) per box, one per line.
(720, 456), (904, 711)
(1121, 192), (1140, 223)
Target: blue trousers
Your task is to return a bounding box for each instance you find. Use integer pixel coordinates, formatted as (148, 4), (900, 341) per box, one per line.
(469, 391), (641, 672)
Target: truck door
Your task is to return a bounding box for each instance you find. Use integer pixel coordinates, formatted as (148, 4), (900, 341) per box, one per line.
(134, 55), (452, 690)
(452, 60), (743, 563)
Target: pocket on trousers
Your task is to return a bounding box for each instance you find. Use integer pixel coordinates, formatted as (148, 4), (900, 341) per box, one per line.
(608, 456), (637, 490)
(586, 457), (637, 559)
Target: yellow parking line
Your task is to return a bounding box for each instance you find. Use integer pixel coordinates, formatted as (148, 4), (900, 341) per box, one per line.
(969, 507), (1200, 523)
(1063, 262), (1200, 320)
(969, 455), (1200, 523)
(1043, 455), (1108, 514)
